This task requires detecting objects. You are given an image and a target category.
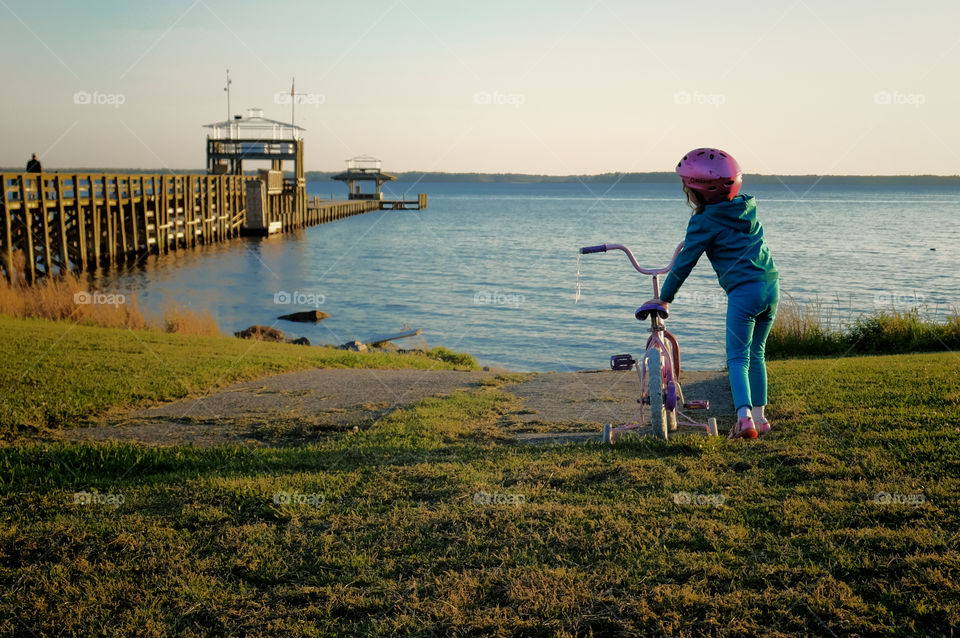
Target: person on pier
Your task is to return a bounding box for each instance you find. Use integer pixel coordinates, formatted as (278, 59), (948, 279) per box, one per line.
(25, 153), (42, 173)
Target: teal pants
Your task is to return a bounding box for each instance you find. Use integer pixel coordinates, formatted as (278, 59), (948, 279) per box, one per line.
(725, 280), (779, 411)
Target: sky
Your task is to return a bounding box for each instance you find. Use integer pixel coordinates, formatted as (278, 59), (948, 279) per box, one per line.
(0, 0), (958, 175)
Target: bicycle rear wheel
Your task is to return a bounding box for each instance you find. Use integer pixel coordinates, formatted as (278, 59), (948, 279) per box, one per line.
(647, 348), (667, 439)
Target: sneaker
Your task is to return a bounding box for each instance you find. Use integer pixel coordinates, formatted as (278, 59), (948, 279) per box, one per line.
(755, 419), (771, 435)
(729, 416), (758, 440)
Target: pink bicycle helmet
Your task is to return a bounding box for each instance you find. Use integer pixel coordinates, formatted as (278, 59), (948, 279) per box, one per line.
(676, 148), (742, 202)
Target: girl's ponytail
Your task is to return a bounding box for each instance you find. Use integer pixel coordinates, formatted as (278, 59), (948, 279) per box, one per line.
(683, 185), (706, 215)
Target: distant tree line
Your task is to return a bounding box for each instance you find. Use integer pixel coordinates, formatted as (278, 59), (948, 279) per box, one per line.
(305, 171), (960, 185)
(4, 167), (958, 186)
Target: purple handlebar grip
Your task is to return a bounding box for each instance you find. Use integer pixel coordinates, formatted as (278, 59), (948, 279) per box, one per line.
(580, 244), (607, 254)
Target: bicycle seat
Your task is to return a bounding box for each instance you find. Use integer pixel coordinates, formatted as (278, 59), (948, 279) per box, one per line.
(635, 302), (669, 321)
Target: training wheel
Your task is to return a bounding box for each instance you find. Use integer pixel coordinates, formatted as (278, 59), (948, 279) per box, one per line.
(602, 423), (614, 445)
(707, 418), (718, 437)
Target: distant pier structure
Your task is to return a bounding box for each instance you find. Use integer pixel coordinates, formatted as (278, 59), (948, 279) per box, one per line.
(330, 156), (427, 210)
(204, 108), (307, 235)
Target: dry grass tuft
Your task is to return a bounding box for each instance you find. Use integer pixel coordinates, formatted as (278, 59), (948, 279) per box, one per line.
(158, 300), (221, 336)
(0, 251), (218, 335)
(768, 292), (960, 357)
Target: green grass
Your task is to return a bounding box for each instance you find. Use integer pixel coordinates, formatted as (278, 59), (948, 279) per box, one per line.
(2, 343), (959, 635)
(767, 297), (960, 359)
(0, 315), (477, 437)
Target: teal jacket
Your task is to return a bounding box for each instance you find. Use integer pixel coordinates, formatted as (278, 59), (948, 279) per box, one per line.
(659, 194), (778, 303)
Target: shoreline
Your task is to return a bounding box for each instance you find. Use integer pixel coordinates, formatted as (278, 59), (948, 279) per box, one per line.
(1, 311), (954, 443)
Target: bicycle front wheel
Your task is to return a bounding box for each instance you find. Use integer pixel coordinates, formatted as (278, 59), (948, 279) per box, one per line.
(647, 347), (667, 439)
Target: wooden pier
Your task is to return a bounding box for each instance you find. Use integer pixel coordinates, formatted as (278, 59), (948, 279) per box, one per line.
(380, 193), (427, 210)
(1, 172), (245, 282)
(2, 117), (428, 283)
(305, 197), (380, 223)
(0, 172), (389, 282)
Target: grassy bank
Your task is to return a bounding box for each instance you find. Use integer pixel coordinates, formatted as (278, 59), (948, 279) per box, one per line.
(767, 296), (960, 358)
(0, 315), (477, 438)
(1, 324), (959, 634)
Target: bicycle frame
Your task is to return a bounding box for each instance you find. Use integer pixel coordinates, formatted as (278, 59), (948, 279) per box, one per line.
(579, 242), (716, 440)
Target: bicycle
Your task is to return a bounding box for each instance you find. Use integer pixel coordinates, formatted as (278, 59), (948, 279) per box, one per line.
(579, 242), (718, 443)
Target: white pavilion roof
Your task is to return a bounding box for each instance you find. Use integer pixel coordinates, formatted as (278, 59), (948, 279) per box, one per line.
(203, 108), (305, 140)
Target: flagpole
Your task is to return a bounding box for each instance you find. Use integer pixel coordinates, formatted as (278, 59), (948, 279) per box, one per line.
(224, 69), (232, 123)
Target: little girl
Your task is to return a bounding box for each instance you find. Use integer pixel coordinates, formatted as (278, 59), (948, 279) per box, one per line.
(648, 148), (779, 439)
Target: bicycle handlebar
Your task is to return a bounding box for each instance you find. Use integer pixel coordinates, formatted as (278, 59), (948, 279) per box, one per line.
(579, 242), (685, 275)
(580, 244), (608, 254)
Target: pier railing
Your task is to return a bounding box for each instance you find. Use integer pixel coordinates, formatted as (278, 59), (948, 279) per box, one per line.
(1, 172), (245, 282)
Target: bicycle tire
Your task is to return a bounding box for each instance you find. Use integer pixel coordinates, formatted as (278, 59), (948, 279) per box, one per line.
(647, 348), (667, 439)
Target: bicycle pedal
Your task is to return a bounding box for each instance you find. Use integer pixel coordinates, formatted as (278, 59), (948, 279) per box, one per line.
(683, 400), (710, 410)
(610, 354), (636, 371)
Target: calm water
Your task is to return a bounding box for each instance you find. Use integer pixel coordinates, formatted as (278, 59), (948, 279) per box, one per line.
(91, 181), (960, 371)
